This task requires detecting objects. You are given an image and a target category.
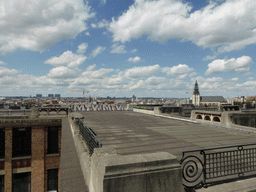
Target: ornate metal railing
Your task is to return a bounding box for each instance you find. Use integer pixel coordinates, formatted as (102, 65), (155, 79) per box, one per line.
(180, 143), (256, 189)
(77, 118), (102, 156)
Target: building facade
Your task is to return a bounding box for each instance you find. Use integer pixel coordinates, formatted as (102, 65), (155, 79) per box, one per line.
(0, 117), (62, 192)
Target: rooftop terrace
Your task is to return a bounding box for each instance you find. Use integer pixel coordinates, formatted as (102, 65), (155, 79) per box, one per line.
(79, 111), (256, 160)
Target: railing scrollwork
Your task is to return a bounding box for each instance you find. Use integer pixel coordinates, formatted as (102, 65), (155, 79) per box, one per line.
(180, 143), (256, 190)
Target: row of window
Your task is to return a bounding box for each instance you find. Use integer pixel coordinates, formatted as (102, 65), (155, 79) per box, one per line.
(0, 169), (58, 192)
(0, 126), (59, 158)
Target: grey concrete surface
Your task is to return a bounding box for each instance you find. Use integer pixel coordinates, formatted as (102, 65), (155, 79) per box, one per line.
(60, 118), (89, 192)
(80, 111), (256, 160)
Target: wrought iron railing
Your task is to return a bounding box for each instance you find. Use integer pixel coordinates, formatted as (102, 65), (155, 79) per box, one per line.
(77, 118), (102, 156)
(180, 143), (256, 190)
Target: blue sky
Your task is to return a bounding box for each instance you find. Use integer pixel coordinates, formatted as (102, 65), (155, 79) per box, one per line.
(0, 0), (256, 98)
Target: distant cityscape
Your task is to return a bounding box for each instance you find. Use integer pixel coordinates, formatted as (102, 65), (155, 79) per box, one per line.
(0, 81), (255, 110)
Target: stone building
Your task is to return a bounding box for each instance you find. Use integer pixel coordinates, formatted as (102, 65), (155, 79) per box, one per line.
(0, 115), (62, 192)
(192, 81), (226, 107)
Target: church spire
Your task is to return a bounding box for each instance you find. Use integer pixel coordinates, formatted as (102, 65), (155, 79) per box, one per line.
(193, 80), (200, 95)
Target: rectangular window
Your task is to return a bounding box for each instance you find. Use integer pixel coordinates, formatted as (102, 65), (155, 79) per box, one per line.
(13, 128), (31, 157)
(48, 127), (59, 154)
(47, 169), (58, 192)
(12, 172), (31, 192)
(0, 129), (4, 159)
(0, 175), (4, 192)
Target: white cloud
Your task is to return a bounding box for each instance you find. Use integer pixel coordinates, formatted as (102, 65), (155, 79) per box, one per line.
(86, 64), (97, 71)
(91, 23), (97, 28)
(111, 43), (126, 53)
(128, 56), (142, 63)
(103, 75), (126, 86)
(203, 55), (217, 61)
(123, 64), (160, 79)
(0, 61), (6, 65)
(109, 0), (256, 54)
(189, 72), (197, 77)
(48, 66), (77, 79)
(45, 51), (87, 68)
(240, 81), (256, 88)
(0, 67), (20, 77)
(91, 46), (106, 58)
(82, 68), (114, 79)
(85, 32), (90, 36)
(77, 43), (88, 54)
(205, 56), (252, 75)
(244, 72), (253, 76)
(0, 0), (95, 54)
(162, 64), (194, 77)
(247, 77), (254, 81)
(100, 0), (107, 5)
(131, 49), (137, 53)
(91, 19), (109, 28)
(231, 77), (239, 81)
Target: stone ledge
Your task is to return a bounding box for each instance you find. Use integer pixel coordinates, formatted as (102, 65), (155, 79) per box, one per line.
(91, 147), (184, 192)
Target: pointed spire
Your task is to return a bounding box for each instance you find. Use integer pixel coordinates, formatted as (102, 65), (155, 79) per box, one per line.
(193, 80), (200, 95)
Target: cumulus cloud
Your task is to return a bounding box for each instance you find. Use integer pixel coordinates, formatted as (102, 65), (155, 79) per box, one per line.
(82, 68), (114, 79)
(111, 43), (126, 53)
(231, 77), (239, 81)
(109, 0), (256, 54)
(205, 56), (252, 75)
(91, 46), (106, 58)
(44, 51), (87, 68)
(162, 64), (194, 78)
(0, 61), (6, 65)
(77, 43), (88, 54)
(86, 64), (97, 71)
(0, 67), (20, 77)
(91, 19), (109, 28)
(131, 49), (137, 53)
(127, 56), (142, 63)
(0, 0), (95, 54)
(48, 66), (77, 79)
(123, 64), (160, 79)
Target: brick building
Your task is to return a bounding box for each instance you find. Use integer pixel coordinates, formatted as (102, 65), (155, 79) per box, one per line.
(0, 117), (62, 192)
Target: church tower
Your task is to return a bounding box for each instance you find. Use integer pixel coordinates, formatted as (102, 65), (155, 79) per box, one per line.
(192, 80), (200, 106)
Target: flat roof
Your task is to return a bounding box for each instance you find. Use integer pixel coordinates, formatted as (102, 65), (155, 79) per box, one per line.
(80, 111), (256, 159)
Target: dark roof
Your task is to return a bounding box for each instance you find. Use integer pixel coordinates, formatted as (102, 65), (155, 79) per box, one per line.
(200, 96), (226, 102)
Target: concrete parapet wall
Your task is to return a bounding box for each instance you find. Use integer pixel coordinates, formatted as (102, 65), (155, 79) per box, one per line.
(68, 112), (184, 192)
(68, 115), (91, 188)
(190, 110), (256, 133)
(133, 108), (155, 114)
(91, 148), (184, 192)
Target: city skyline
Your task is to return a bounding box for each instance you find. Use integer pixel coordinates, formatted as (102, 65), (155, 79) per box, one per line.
(0, 0), (256, 98)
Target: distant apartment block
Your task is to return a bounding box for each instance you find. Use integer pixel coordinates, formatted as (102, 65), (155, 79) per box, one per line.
(54, 94), (61, 99)
(48, 94), (54, 98)
(36, 94), (42, 98)
(0, 116), (62, 192)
